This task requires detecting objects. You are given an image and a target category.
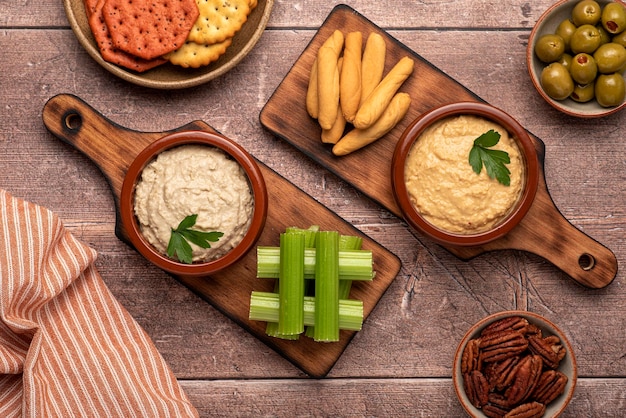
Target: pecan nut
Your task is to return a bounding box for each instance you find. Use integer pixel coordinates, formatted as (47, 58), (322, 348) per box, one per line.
(463, 369), (490, 408)
(503, 401), (546, 418)
(479, 330), (529, 363)
(482, 403), (511, 418)
(461, 338), (481, 374)
(528, 334), (566, 369)
(532, 369), (568, 405)
(481, 316), (530, 337)
(488, 392), (511, 408)
(484, 356), (520, 391)
(503, 355), (543, 406)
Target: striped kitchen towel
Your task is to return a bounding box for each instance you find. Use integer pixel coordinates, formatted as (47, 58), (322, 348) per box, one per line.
(0, 189), (198, 417)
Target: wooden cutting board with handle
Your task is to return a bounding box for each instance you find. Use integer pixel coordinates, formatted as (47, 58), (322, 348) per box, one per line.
(42, 93), (401, 378)
(260, 5), (617, 289)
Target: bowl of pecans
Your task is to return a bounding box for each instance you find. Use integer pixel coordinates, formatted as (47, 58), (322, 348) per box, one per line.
(453, 311), (577, 418)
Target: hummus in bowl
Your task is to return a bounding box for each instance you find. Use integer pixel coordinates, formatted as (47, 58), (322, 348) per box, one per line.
(391, 102), (539, 246)
(120, 131), (268, 277)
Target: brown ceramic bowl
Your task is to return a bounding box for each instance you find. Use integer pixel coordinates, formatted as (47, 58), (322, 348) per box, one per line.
(453, 311), (577, 417)
(63, 0), (274, 89)
(527, 0), (626, 117)
(120, 130), (268, 277)
(391, 102), (539, 247)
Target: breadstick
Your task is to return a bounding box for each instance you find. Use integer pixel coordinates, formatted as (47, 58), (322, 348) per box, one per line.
(317, 30), (344, 130)
(306, 58), (319, 119)
(353, 56), (414, 130)
(340, 31), (363, 123)
(322, 109), (346, 144)
(360, 33), (386, 104)
(332, 92), (411, 156)
(322, 58), (346, 144)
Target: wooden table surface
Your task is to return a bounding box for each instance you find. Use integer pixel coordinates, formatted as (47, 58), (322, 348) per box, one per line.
(2, 1), (625, 416)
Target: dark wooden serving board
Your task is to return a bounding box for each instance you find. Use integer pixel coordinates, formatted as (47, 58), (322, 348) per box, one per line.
(42, 93), (401, 378)
(260, 4), (617, 289)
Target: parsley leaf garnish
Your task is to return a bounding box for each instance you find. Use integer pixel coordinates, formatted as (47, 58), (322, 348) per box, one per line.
(468, 129), (511, 186)
(167, 214), (224, 264)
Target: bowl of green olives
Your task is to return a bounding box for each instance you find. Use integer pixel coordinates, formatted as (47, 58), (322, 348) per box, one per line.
(527, 0), (626, 117)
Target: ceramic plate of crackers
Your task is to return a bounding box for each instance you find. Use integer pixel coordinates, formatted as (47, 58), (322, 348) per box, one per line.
(64, 0), (273, 89)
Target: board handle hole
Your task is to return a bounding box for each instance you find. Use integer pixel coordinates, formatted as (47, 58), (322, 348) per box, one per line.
(64, 112), (82, 131)
(578, 253), (596, 271)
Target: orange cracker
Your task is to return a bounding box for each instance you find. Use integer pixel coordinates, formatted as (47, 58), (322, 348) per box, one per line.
(165, 38), (232, 68)
(102, 0), (200, 60)
(187, 0), (251, 45)
(84, 0), (101, 17)
(88, 0), (166, 72)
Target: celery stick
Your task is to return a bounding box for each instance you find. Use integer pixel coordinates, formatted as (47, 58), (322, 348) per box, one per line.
(314, 231), (340, 342)
(249, 292), (362, 331)
(306, 233), (362, 338)
(265, 226), (317, 339)
(338, 234), (362, 299)
(286, 225), (319, 248)
(277, 231), (305, 336)
(256, 247), (373, 280)
(339, 234), (362, 251)
(265, 281), (298, 340)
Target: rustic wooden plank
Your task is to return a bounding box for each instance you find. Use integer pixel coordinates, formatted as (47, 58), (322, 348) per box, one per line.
(1, 28), (625, 381)
(0, 1), (578, 29)
(2, 0), (626, 412)
(180, 378), (626, 417)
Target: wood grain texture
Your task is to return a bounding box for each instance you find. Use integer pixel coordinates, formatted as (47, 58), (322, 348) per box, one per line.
(2, 0), (626, 416)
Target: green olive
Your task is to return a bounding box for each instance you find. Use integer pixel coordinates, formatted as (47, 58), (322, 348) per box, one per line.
(535, 34), (565, 63)
(571, 82), (596, 102)
(572, 0), (602, 26)
(556, 19), (578, 51)
(541, 62), (575, 100)
(597, 24), (612, 46)
(570, 24), (602, 54)
(595, 73), (626, 106)
(612, 29), (626, 47)
(570, 53), (598, 84)
(602, 2), (626, 34)
(594, 42), (626, 73)
(558, 53), (574, 71)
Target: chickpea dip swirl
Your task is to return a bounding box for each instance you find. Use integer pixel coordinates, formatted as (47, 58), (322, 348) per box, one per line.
(404, 115), (524, 234)
(134, 144), (254, 262)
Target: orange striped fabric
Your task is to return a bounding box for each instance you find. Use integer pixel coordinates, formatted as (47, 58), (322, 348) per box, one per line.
(0, 190), (198, 417)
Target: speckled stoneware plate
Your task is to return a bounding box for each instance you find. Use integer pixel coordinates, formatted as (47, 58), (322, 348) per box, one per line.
(63, 0), (273, 89)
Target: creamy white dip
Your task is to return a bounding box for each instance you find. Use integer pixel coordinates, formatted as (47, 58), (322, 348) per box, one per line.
(404, 115), (524, 234)
(134, 144), (254, 262)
